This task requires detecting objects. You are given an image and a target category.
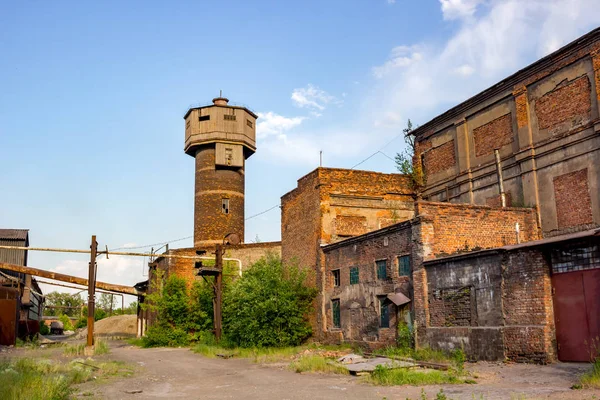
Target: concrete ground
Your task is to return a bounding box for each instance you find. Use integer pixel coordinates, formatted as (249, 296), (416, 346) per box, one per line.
(69, 341), (600, 400)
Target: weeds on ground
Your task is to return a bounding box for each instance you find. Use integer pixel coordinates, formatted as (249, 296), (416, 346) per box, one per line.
(63, 339), (109, 356)
(364, 364), (463, 386)
(0, 357), (131, 400)
(290, 354), (349, 374)
(15, 336), (41, 349)
(579, 357), (600, 389)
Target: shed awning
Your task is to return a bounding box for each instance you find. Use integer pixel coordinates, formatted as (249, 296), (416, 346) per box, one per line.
(387, 292), (411, 306)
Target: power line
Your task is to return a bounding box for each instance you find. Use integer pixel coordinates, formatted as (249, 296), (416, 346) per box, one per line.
(350, 131), (404, 170)
(245, 204), (280, 221)
(110, 236), (193, 251)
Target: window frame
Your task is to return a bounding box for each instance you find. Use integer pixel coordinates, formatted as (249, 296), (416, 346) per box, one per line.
(332, 269), (341, 287)
(379, 297), (390, 328)
(376, 259), (388, 280)
(332, 299), (341, 328)
(349, 266), (359, 285)
(221, 198), (230, 214)
(398, 255), (411, 277)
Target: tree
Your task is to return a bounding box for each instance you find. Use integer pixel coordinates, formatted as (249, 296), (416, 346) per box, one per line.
(44, 291), (84, 317)
(223, 254), (317, 348)
(97, 293), (118, 315)
(395, 119), (426, 195)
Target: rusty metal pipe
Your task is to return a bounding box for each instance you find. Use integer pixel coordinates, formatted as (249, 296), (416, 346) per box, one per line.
(0, 262), (138, 295)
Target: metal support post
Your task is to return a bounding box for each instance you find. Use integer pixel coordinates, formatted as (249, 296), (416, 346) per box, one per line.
(214, 244), (223, 342)
(87, 235), (98, 348)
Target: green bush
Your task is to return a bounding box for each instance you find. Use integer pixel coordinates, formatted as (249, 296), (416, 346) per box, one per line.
(39, 323), (50, 336)
(223, 254), (317, 348)
(58, 314), (74, 331)
(143, 325), (190, 347)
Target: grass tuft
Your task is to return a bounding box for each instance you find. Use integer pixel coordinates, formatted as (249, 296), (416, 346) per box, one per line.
(0, 357), (131, 400)
(289, 355), (349, 374)
(365, 364), (462, 386)
(579, 357), (600, 388)
(63, 339), (110, 356)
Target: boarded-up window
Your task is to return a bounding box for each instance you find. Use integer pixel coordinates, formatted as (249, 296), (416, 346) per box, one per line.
(423, 140), (456, 175)
(553, 168), (593, 229)
(473, 113), (514, 157)
(429, 287), (472, 327)
(535, 75), (592, 132)
(335, 215), (367, 237)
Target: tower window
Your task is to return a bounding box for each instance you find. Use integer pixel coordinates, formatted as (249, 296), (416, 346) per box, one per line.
(222, 198), (229, 214)
(225, 148), (233, 166)
(246, 119), (253, 128)
(199, 115), (210, 121)
(224, 114), (236, 121)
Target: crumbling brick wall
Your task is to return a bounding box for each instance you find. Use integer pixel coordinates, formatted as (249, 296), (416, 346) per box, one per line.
(416, 201), (540, 258)
(423, 140), (456, 175)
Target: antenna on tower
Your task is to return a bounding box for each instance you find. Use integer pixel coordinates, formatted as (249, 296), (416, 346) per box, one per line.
(220, 90), (222, 97)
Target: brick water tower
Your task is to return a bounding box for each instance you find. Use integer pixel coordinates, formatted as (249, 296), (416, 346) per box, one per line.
(184, 96), (257, 247)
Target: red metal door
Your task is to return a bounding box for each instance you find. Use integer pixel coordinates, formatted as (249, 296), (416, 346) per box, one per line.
(0, 299), (18, 346)
(552, 269), (600, 362)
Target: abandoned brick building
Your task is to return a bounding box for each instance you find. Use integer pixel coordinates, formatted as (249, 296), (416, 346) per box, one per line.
(147, 28), (600, 363)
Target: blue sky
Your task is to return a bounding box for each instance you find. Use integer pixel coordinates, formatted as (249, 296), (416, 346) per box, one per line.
(1, 0), (599, 301)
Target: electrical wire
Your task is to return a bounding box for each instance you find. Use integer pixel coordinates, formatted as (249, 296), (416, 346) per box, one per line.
(245, 204), (280, 221)
(350, 131), (404, 170)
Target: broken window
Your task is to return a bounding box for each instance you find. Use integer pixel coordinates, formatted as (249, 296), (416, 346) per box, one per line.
(398, 255), (411, 276)
(332, 269), (340, 287)
(376, 260), (387, 280)
(379, 298), (389, 328)
(551, 239), (600, 274)
(349, 267), (359, 285)
(332, 299), (340, 328)
(199, 114), (210, 121)
(221, 198), (229, 214)
(223, 114), (236, 121)
(246, 119), (253, 128)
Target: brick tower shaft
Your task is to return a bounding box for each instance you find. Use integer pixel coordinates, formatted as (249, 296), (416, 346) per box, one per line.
(184, 97), (257, 248)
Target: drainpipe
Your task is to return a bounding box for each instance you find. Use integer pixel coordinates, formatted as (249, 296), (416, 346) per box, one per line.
(494, 149), (506, 208)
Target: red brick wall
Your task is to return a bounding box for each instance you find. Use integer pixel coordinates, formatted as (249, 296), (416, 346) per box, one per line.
(194, 146), (245, 246)
(417, 201), (540, 258)
(423, 140), (456, 175)
(473, 113), (514, 157)
(502, 250), (556, 363)
(553, 168), (593, 229)
(281, 170), (322, 272)
(535, 75), (592, 131)
(334, 215), (367, 237)
(485, 192), (512, 208)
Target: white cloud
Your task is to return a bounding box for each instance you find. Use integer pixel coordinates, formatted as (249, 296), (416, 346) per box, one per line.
(291, 84), (339, 111)
(369, 0), (600, 130)
(453, 64), (475, 76)
(372, 46), (423, 78)
(440, 0), (484, 20)
(256, 112), (304, 139)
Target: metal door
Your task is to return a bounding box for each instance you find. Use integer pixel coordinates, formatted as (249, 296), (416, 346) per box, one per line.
(0, 299), (18, 345)
(552, 268), (600, 362)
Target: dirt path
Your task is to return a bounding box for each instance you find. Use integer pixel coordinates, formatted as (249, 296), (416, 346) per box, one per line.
(73, 341), (600, 400)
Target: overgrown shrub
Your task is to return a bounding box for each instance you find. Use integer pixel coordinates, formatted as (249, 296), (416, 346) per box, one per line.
(223, 254), (317, 347)
(39, 323), (50, 336)
(141, 274), (213, 347)
(58, 314), (74, 331)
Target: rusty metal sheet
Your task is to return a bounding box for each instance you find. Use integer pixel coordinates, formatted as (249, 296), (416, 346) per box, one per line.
(552, 268), (600, 362)
(0, 299), (18, 345)
(387, 292), (411, 306)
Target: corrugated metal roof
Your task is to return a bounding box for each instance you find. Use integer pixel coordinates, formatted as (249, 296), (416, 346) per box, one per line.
(0, 229), (29, 240)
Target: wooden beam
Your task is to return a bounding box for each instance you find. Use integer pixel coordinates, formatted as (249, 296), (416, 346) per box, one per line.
(0, 262), (138, 296)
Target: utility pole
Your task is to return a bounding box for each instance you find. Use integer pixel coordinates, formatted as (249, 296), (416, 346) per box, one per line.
(214, 244), (223, 342)
(87, 235), (98, 349)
